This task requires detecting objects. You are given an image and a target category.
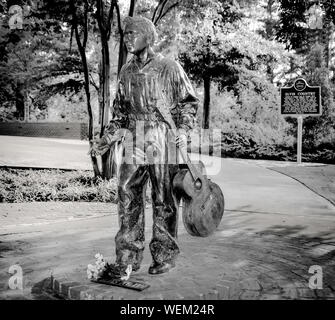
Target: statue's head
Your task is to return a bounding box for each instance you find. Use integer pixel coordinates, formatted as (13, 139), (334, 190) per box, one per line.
(123, 16), (157, 54)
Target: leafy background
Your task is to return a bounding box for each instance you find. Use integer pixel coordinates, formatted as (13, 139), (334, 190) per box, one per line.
(0, 0), (334, 164)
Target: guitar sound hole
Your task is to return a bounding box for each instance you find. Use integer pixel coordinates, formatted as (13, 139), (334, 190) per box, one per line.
(194, 179), (202, 190)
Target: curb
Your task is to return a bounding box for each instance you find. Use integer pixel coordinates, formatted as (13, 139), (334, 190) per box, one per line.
(42, 276), (244, 300)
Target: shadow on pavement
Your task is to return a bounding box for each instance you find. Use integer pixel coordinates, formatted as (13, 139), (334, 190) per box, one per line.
(254, 224), (335, 294)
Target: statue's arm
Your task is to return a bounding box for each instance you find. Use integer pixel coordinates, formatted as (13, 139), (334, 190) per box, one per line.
(163, 60), (199, 135)
(90, 76), (128, 156)
(102, 77), (128, 146)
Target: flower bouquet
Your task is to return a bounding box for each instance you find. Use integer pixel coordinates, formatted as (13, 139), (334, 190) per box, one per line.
(87, 253), (132, 281)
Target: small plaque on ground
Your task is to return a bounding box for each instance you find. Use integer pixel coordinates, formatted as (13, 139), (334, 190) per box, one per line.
(92, 278), (150, 291)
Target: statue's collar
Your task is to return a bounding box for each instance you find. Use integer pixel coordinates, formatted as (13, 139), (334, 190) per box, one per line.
(131, 53), (163, 70)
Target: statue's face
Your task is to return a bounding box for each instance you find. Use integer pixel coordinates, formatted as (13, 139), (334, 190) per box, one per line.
(124, 26), (148, 54)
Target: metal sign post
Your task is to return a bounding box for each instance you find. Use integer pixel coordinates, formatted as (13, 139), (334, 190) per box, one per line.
(297, 116), (303, 164)
(280, 78), (322, 164)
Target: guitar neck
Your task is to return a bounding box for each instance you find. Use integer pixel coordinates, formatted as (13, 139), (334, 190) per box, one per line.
(157, 107), (200, 182)
(178, 146), (201, 182)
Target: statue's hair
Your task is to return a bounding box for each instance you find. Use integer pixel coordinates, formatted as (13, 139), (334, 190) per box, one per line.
(123, 16), (157, 46)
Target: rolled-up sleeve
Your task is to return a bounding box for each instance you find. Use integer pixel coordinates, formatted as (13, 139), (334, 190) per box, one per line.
(160, 60), (199, 133)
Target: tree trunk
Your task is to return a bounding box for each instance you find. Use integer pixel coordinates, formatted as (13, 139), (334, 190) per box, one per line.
(117, 0), (136, 74)
(100, 35), (113, 179)
(323, 19), (332, 70)
(100, 36), (111, 133)
(202, 76), (211, 129)
(98, 59), (103, 124)
(15, 80), (25, 120)
(79, 47), (100, 177)
(117, 33), (127, 75)
(99, 0), (137, 179)
(71, 1), (100, 177)
(265, 0), (275, 82)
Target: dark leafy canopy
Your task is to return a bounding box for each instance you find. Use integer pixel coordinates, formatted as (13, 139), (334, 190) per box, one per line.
(275, 0), (309, 50)
(275, 0), (335, 150)
(0, 0), (96, 118)
(276, 0), (335, 51)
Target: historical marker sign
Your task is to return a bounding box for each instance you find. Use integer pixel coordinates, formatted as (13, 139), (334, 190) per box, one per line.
(280, 78), (322, 164)
(281, 78), (322, 116)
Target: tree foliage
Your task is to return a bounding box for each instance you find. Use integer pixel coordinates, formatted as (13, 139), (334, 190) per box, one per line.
(178, 0), (289, 128)
(300, 43), (335, 148)
(0, 0), (84, 119)
(0, 0), (334, 165)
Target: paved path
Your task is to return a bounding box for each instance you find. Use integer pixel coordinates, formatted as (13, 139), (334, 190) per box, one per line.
(0, 136), (91, 170)
(0, 151), (334, 299)
(271, 165), (335, 207)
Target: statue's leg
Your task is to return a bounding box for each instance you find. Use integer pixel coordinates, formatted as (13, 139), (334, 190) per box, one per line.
(115, 162), (149, 271)
(148, 163), (180, 273)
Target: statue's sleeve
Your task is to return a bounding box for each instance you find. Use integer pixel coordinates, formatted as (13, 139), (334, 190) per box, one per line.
(161, 60), (199, 133)
(104, 70), (128, 137)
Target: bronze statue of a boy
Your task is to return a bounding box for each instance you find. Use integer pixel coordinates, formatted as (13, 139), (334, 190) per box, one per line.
(91, 16), (199, 276)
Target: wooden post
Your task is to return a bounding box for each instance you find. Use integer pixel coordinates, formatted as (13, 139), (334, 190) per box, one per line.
(297, 116), (303, 164)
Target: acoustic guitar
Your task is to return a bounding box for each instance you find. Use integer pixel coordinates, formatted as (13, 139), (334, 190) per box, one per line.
(155, 106), (225, 237)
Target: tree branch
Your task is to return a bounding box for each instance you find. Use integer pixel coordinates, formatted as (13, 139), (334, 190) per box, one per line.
(96, 0), (106, 35)
(70, 1), (83, 50)
(83, 0), (89, 48)
(115, 0), (123, 37)
(106, 0), (116, 39)
(69, 24), (74, 53)
(153, 0), (169, 25)
(152, 2), (160, 22)
(157, 1), (179, 24)
(89, 73), (99, 91)
(128, 0), (136, 16)
(117, 0), (137, 74)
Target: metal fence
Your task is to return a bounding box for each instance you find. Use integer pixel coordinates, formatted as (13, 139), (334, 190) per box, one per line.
(0, 122), (89, 140)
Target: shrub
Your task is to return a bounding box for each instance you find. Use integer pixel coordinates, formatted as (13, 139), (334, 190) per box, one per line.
(192, 84), (334, 163)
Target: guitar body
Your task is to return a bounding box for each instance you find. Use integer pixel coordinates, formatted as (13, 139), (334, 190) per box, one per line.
(154, 102), (224, 237)
(173, 163), (225, 237)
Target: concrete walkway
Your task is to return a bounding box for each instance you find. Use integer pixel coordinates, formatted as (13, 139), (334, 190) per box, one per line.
(0, 136), (91, 170)
(0, 136), (334, 300)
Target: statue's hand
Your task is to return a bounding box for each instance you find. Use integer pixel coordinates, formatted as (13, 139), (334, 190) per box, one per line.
(176, 129), (187, 150)
(88, 135), (112, 157)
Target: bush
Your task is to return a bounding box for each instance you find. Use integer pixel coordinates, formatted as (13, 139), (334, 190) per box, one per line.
(192, 84), (334, 163)
(0, 169), (118, 203)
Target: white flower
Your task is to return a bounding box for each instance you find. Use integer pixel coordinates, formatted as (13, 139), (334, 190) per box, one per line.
(87, 253), (109, 280)
(95, 253), (104, 261)
(87, 264), (95, 271)
(87, 268), (95, 280)
(96, 259), (105, 266)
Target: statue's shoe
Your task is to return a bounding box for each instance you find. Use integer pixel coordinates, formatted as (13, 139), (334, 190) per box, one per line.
(102, 263), (133, 280)
(148, 261), (175, 275)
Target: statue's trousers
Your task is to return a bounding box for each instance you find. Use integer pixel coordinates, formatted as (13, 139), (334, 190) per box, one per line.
(115, 120), (180, 269)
